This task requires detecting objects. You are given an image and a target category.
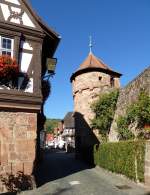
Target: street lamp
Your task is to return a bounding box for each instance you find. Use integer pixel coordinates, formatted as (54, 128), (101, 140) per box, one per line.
(42, 58), (57, 80)
(46, 58), (57, 74)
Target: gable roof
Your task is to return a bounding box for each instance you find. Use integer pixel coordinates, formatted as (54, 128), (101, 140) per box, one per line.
(63, 112), (75, 128)
(0, 0), (60, 43)
(70, 52), (122, 82)
(23, 0), (60, 40)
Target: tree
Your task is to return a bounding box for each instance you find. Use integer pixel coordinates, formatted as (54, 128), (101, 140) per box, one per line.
(91, 89), (119, 140)
(44, 118), (61, 133)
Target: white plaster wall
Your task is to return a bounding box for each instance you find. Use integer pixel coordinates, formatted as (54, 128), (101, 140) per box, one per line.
(22, 42), (33, 51)
(0, 2), (36, 28)
(22, 12), (35, 28)
(19, 41), (33, 93)
(0, 3), (10, 20)
(11, 7), (21, 12)
(25, 78), (33, 93)
(10, 7), (21, 24)
(5, 0), (20, 5)
(10, 18), (20, 24)
(20, 52), (32, 73)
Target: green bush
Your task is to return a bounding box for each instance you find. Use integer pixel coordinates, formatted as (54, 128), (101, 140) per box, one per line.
(117, 91), (150, 140)
(94, 141), (146, 182)
(91, 89), (119, 137)
(117, 116), (135, 140)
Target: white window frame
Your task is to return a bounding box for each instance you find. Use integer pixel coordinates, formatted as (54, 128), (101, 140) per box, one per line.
(0, 36), (14, 57)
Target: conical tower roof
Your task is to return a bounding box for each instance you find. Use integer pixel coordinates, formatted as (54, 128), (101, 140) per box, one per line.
(70, 52), (122, 82)
(78, 52), (111, 71)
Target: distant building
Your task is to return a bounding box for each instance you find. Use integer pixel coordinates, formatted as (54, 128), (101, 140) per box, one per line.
(45, 133), (54, 147)
(62, 112), (75, 150)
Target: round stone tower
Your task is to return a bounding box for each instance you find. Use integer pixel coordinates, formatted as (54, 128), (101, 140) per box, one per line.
(70, 51), (122, 162)
(70, 52), (122, 126)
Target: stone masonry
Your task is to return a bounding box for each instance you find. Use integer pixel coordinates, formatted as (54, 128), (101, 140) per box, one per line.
(109, 66), (150, 141)
(0, 111), (37, 191)
(145, 141), (150, 186)
(73, 71), (120, 126)
(71, 52), (121, 162)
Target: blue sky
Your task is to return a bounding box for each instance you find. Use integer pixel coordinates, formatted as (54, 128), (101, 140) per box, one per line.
(30, 0), (150, 119)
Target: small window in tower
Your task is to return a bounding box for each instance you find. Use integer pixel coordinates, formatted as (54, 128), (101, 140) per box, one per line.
(99, 76), (102, 81)
(110, 77), (115, 87)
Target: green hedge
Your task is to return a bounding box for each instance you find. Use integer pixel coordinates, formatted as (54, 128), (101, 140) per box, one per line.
(94, 141), (146, 182)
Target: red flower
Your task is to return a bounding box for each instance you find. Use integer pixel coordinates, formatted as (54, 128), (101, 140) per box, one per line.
(0, 55), (19, 80)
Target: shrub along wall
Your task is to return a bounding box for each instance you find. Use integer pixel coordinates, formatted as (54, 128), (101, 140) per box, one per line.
(94, 141), (146, 182)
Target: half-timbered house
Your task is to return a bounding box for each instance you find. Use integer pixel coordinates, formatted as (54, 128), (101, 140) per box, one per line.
(0, 0), (60, 190)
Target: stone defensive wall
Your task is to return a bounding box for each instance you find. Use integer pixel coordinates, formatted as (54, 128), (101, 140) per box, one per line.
(109, 65), (150, 141)
(108, 66), (150, 186)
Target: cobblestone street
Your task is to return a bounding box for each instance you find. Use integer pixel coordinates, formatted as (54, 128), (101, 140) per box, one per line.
(20, 149), (150, 195)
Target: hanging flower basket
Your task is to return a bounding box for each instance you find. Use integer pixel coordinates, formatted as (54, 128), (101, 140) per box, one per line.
(0, 55), (19, 87)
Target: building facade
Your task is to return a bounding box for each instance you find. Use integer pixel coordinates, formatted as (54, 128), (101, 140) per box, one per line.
(61, 112), (75, 151)
(0, 0), (60, 190)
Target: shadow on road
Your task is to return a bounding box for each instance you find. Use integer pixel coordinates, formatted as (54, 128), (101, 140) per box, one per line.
(0, 193), (16, 195)
(33, 149), (92, 187)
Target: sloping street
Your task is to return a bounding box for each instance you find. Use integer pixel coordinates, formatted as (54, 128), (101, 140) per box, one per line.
(20, 149), (150, 195)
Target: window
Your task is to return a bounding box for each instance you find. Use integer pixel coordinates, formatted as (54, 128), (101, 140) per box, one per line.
(110, 76), (115, 87)
(99, 76), (102, 81)
(0, 36), (14, 57)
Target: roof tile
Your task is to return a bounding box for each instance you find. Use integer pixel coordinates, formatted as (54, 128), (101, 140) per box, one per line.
(78, 52), (111, 71)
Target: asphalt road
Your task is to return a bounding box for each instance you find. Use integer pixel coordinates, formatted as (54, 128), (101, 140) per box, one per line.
(21, 149), (150, 195)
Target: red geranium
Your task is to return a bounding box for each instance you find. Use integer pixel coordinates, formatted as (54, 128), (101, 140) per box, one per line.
(0, 55), (19, 81)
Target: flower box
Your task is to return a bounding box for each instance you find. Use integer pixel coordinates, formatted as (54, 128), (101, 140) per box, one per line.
(0, 55), (19, 88)
(0, 55), (28, 89)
